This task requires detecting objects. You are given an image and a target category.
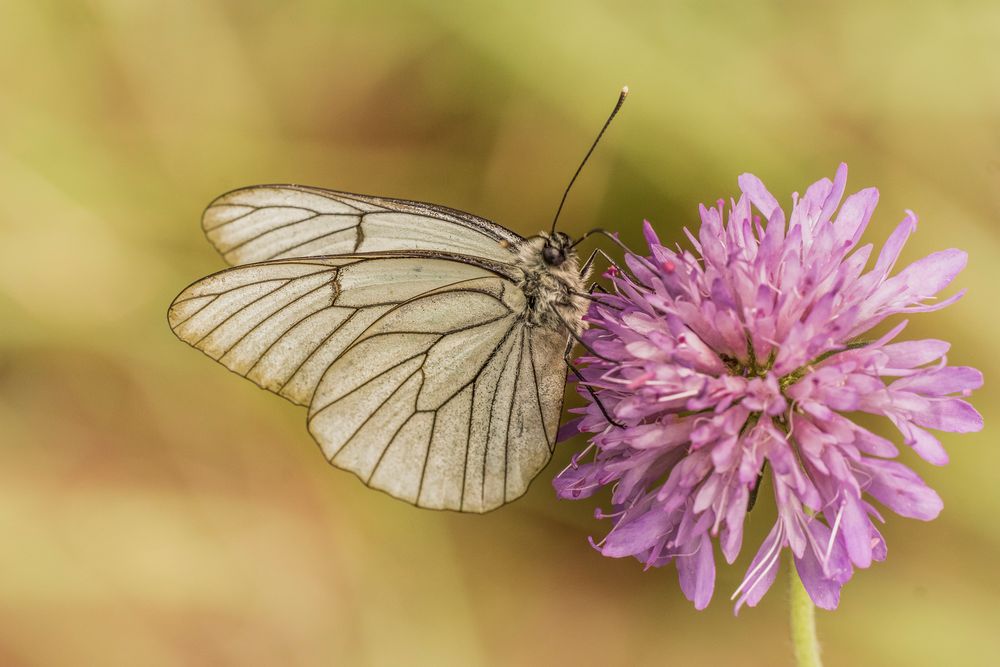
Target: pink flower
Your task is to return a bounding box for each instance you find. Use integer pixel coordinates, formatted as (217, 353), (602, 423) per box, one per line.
(556, 164), (982, 611)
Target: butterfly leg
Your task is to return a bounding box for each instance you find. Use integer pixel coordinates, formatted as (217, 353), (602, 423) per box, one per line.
(563, 338), (624, 429)
(575, 234), (650, 286)
(578, 247), (621, 277)
(558, 278), (624, 428)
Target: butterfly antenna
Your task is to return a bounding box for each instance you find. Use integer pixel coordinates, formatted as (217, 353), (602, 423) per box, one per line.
(550, 86), (629, 235)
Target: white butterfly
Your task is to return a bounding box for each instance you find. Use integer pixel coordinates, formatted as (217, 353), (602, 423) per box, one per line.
(168, 184), (603, 511)
(168, 89), (627, 513)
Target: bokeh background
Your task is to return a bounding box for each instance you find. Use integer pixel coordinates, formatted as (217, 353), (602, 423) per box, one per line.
(2, 1), (998, 665)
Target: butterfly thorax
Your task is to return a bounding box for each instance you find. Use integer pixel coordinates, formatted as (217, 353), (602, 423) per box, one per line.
(513, 232), (590, 337)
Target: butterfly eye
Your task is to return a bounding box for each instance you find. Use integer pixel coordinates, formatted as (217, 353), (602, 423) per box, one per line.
(543, 245), (566, 266)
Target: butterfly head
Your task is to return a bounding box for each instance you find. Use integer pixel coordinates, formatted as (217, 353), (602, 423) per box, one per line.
(541, 231), (573, 266)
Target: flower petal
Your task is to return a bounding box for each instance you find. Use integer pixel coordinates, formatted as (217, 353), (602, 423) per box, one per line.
(601, 508), (673, 558)
(862, 459), (943, 520)
(839, 494), (874, 568)
(819, 162), (849, 225)
(891, 367), (983, 395)
(888, 249), (968, 300)
(556, 417), (583, 442)
(908, 426), (949, 465)
(872, 212), (917, 278)
(676, 534), (716, 610)
(880, 339), (950, 369)
(642, 219), (662, 247)
(911, 398), (983, 433)
(834, 186), (879, 245)
(738, 172), (781, 219)
(794, 549), (845, 610)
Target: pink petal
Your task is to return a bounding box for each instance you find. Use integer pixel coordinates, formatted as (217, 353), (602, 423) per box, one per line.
(676, 534), (716, 610)
(601, 509), (672, 557)
(833, 186), (879, 245)
(796, 518), (852, 610)
(738, 172), (781, 219)
(819, 163), (849, 224)
(862, 459), (943, 520)
(891, 367), (983, 395)
(839, 494), (873, 568)
(909, 425), (949, 465)
(881, 339), (950, 369)
(794, 547), (847, 611)
(890, 249), (968, 300)
(556, 417), (583, 442)
(850, 422), (899, 457)
(642, 219), (661, 247)
(873, 213), (918, 277)
(720, 486), (749, 564)
(911, 398), (983, 433)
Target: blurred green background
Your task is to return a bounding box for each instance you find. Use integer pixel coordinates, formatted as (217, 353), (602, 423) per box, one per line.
(1, 1), (997, 665)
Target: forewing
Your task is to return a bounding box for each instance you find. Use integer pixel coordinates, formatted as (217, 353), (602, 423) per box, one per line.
(202, 185), (521, 265)
(307, 279), (568, 512)
(167, 256), (497, 407)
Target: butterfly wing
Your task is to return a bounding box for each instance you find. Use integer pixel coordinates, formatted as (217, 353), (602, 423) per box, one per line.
(201, 185), (521, 265)
(169, 253), (567, 512)
(306, 272), (566, 512)
(167, 254), (502, 407)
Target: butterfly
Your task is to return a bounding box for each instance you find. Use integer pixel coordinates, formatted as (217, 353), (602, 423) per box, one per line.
(168, 88), (627, 513)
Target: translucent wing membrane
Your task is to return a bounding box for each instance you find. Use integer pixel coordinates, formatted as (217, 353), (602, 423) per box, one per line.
(168, 256), (494, 406)
(202, 185), (521, 266)
(307, 280), (566, 512)
(168, 254), (567, 512)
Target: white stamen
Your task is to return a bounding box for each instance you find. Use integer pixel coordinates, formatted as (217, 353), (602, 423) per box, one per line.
(666, 541), (703, 559)
(558, 442), (594, 476)
(824, 503), (845, 565)
(656, 389), (699, 403)
(731, 522), (785, 600)
(596, 507), (631, 547)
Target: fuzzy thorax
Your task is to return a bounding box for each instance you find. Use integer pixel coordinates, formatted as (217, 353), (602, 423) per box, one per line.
(512, 232), (590, 337)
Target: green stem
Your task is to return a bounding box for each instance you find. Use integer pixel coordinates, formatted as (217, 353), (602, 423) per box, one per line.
(789, 560), (823, 667)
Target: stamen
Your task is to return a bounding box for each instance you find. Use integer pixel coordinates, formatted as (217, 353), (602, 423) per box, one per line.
(796, 511), (829, 575)
(664, 541), (703, 559)
(824, 502), (845, 565)
(731, 522), (785, 601)
(557, 442), (595, 475)
(593, 506), (631, 548)
(656, 389), (699, 403)
(627, 370), (655, 389)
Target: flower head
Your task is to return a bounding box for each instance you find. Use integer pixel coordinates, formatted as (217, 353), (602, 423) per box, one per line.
(556, 164), (982, 611)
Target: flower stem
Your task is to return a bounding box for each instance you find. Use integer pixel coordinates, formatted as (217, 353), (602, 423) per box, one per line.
(789, 561), (823, 667)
